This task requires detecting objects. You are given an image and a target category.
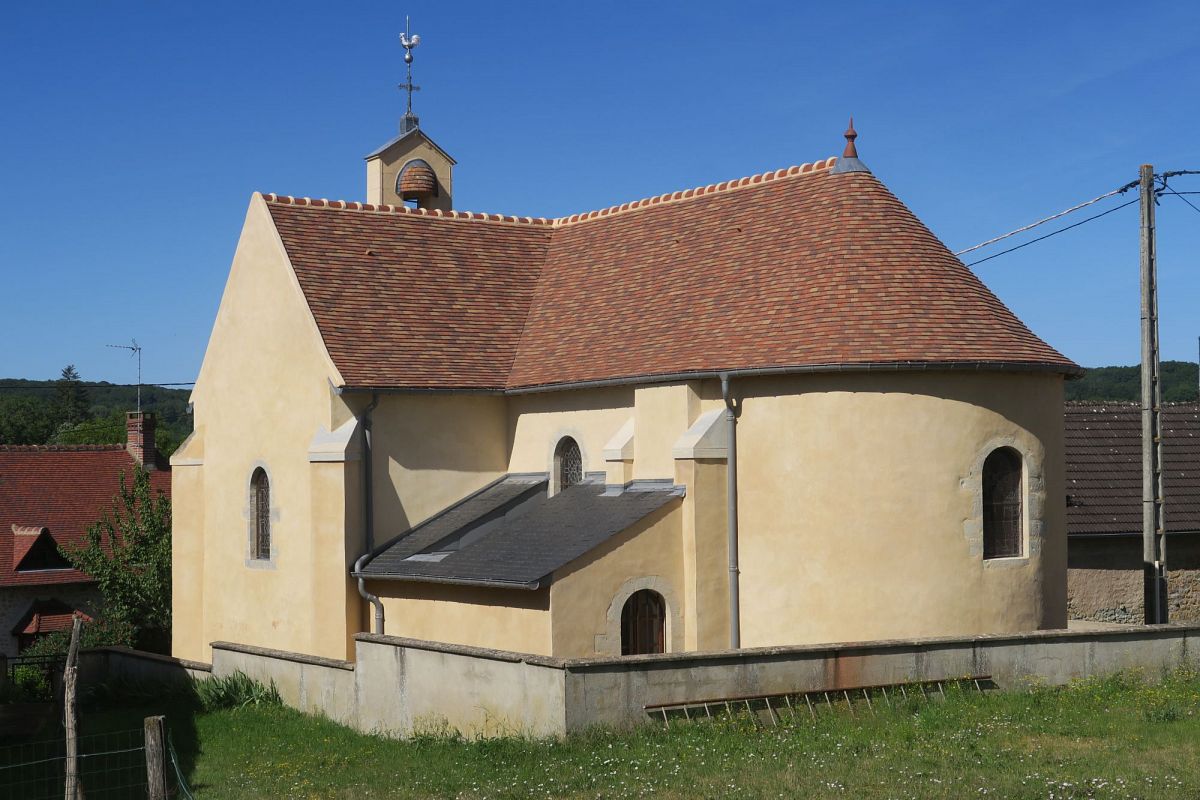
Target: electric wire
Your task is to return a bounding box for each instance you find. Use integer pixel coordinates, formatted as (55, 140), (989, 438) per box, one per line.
(1159, 181), (1200, 217)
(954, 181), (1138, 256)
(964, 197), (1139, 268)
(0, 382), (193, 391)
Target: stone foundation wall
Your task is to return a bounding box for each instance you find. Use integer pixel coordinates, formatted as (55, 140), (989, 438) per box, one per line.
(0, 584), (101, 657)
(1068, 535), (1200, 623)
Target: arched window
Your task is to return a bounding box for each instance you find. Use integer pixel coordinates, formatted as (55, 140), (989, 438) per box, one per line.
(555, 436), (583, 490)
(251, 467), (271, 561)
(982, 448), (1022, 559)
(621, 589), (666, 655)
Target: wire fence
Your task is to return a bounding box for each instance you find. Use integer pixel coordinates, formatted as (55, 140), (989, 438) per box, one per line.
(0, 722), (195, 799)
(0, 728), (145, 799)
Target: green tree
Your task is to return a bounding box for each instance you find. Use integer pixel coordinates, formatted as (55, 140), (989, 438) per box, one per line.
(62, 465), (172, 653)
(0, 394), (58, 444)
(55, 364), (91, 426)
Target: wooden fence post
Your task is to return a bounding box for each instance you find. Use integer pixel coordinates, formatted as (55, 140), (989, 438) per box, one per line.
(63, 616), (83, 800)
(143, 715), (168, 800)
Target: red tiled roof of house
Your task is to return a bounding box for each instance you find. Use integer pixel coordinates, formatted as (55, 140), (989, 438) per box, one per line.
(0, 445), (170, 587)
(263, 154), (1078, 391)
(13, 601), (92, 636)
(11, 525), (44, 568)
(1065, 403), (1200, 535)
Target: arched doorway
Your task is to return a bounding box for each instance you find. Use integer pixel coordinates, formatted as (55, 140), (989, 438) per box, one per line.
(621, 589), (666, 655)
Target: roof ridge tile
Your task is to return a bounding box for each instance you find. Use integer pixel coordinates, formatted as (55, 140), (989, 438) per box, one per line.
(260, 156), (839, 229)
(0, 444), (127, 452)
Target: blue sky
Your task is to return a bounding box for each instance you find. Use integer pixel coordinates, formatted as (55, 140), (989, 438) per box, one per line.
(1, 1), (1198, 385)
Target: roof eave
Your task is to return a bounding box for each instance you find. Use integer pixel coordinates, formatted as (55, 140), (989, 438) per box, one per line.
(352, 571), (542, 591)
(363, 128), (458, 165)
(334, 359), (1082, 397)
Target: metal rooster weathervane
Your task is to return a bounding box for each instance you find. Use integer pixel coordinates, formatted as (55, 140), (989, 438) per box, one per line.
(398, 17), (421, 131)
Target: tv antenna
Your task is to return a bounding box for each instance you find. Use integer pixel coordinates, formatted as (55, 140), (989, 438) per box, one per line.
(398, 17), (421, 132)
(107, 339), (142, 412)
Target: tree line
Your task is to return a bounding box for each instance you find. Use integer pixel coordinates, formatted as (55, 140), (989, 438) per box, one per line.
(1065, 361), (1200, 403)
(0, 366), (192, 455)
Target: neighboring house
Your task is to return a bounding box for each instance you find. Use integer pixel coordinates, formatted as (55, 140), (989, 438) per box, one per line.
(1066, 402), (1200, 622)
(0, 412), (169, 655)
(171, 117), (1081, 666)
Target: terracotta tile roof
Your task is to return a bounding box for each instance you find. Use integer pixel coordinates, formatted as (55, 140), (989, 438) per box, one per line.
(1065, 403), (1200, 535)
(0, 446), (170, 587)
(262, 155), (1077, 391)
(11, 525), (44, 568)
(268, 197), (551, 389)
(12, 600), (91, 636)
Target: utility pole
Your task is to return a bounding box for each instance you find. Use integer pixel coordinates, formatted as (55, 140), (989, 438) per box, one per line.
(1140, 164), (1168, 624)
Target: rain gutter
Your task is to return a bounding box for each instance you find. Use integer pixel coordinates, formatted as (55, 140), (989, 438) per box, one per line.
(721, 374), (741, 649)
(354, 392), (385, 635)
(335, 359), (1083, 397)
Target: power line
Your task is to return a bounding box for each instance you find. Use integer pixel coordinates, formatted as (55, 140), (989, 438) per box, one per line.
(964, 197), (1139, 268)
(1159, 181), (1200, 217)
(0, 382), (194, 391)
(954, 181), (1138, 256)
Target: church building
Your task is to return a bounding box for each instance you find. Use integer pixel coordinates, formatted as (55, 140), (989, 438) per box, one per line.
(170, 42), (1079, 665)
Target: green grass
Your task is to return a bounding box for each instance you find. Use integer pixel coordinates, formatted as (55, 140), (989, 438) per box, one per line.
(15, 669), (1200, 798)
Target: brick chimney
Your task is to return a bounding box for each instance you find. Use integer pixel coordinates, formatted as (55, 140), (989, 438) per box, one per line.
(126, 411), (157, 469)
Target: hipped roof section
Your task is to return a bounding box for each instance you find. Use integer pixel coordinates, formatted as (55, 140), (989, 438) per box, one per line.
(265, 156), (1078, 392)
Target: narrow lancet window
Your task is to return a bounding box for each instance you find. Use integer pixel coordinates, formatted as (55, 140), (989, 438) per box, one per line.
(251, 467), (271, 560)
(982, 448), (1022, 559)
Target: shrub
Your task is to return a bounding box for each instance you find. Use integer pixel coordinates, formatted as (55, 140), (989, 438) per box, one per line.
(19, 618), (135, 659)
(193, 672), (282, 711)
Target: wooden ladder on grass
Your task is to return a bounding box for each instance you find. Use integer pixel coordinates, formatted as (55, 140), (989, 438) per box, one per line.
(644, 675), (993, 727)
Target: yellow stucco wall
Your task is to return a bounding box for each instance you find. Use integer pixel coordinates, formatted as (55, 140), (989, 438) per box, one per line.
(169, 453), (205, 660)
(368, 394), (509, 542)
(633, 383), (701, 480)
(506, 388), (634, 477)
(675, 459), (730, 650)
(550, 503), (685, 656)
(375, 583), (552, 655)
(173, 194), (360, 663)
(730, 371), (1066, 646)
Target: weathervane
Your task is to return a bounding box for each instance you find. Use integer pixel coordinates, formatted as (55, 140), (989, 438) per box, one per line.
(398, 17), (421, 133)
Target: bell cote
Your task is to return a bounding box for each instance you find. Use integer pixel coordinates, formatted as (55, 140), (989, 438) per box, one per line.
(364, 129), (456, 211)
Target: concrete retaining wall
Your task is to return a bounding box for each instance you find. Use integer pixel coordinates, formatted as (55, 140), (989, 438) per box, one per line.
(561, 626), (1198, 729)
(210, 641), (356, 725)
(80, 646), (211, 689)
(200, 624), (1200, 738)
(355, 635), (566, 738)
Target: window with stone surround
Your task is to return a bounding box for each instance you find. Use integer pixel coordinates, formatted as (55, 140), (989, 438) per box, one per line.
(250, 467), (271, 561)
(982, 447), (1022, 559)
(555, 437), (583, 491)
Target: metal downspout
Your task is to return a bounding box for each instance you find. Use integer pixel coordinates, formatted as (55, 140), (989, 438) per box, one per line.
(355, 393), (384, 635)
(721, 374), (741, 649)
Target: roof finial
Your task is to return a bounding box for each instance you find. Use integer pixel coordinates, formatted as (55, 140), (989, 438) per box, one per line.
(843, 116), (858, 158)
(831, 115), (870, 175)
(398, 17), (422, 134)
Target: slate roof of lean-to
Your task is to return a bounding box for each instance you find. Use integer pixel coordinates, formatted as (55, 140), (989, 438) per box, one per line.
(264, 153), (1078, 391)
(1065, 403), (1200, 536)
(359, 476), (683, 588)
(0, 445), (171, 587)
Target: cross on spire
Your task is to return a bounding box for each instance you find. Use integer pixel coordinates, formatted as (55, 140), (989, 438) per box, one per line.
(398, 17), (422, 134)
